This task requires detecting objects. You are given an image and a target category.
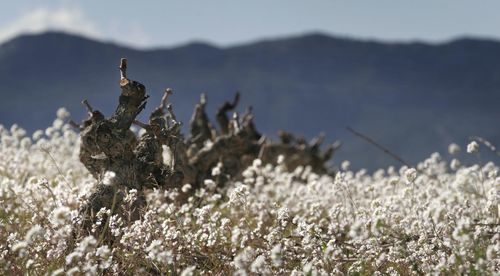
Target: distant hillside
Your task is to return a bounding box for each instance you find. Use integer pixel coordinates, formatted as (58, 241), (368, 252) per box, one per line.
(0, 31), (498, 170)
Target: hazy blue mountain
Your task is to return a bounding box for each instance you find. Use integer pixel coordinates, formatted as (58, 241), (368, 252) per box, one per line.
(0, 31), (498, 170)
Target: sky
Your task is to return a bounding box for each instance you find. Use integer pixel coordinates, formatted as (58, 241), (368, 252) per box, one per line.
(1, 1), (500, 49)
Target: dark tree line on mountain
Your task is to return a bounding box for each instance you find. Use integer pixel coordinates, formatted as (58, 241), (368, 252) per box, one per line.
(71, 58), (340, 233)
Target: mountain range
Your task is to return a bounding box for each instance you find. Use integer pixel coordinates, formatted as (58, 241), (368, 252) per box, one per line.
(0, 31), (498, 170)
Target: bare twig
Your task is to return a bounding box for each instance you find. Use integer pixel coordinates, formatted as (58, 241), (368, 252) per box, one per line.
(69, 120), (81, 129)
(159, 88), (173, 110)
(200, 93), (207, 107)
(346, 126), (412, 168)
(82, 99), (93, 113)
(119, 58), (127, 79)
(133, 120), (150, 130)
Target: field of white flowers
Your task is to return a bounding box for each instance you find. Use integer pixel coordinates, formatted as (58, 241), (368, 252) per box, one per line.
(0, 108), (499, 275)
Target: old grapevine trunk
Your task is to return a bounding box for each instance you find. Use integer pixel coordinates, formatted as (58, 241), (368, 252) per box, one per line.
(75, 58), (339, 233)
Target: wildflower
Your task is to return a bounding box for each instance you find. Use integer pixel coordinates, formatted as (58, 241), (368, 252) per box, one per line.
(180, 266), (196, 276)
(277, 207), (290, 227)
(253, 159), (262, 167)
(65, 251), (83, 265)
(404, 168), (417, 183)
(12, 241), (28, 252)
(277, 155), (285, 165)
(229, 184), (249, 206)
(25, 225), (44, 243)
(95, 245), (111, 258)
(56, 107), (70, 120)
(66, 267), (80, 275)
(102, 171), (116, 185)
(389, 176), (400, 186)
(450, 159), (461, 170)
(181, 183), (192, 193)
(341, 160), (351, 171)
(270, 244), (282, 266)
(79, 236), (97, 250)
(2, 109), (500, 274)
(51, 268), (65, 276)
(488, 169), (497, 179)
(32, 130), (44, 141)
(124, 189), (138, 204)
(212, 162), (223, 176)
(20, 137), (31, 149)
(50, 206), (71, 227)
(145, 239), (173, 265)
(52, 119), (64, 130)
(45, 126), (56, 137)
(96, 245), (112, 269)
(448, 143), (461, 155)
(467, 141), (479, 153)
(204, 179), (217, 191)
(25, 259), (35, 269)
(250, 255), (267, 273)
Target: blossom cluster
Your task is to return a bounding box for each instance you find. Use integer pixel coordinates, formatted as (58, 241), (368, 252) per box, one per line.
(0, 109), (499, 274)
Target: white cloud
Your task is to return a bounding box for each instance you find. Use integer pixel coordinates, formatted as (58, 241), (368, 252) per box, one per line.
(0, 7), (103, 44)
(122, 24), (152, 48)
(0, 6), (153, 48)
(106, 20), (153, 48)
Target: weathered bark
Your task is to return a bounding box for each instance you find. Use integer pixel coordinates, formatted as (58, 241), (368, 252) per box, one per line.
(216, 92), (240, 135)
(77, 59), (185, 233)
(75, 58), (339, 234)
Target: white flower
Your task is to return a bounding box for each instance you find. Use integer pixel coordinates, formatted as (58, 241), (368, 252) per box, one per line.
(250, 255), (267, 273)
(51, 268), (65, 276)
(145, 240), (173, 265)
(12, 241), (28, 252)
(66, 267), (80, 275)
(389, 176), (400, 186)
(32, 130), (44, 141)
(124, 189), (138, 204)
(50, 206), (71, 227)
(204, 179), (217, 191)
(45, 127), (56, 137)
(488, 169), (498, 179)
(56, 107), (70, 120)
(212, 162), (223, 176)
(448, 143), (461, 155)
(180, 266), (196, 276)
(96, 245), (111, 258)
(229, 184), (249, 206)
(277, 207), (290, 227)
(303, 262), (314, 274)
(404, 168), (417, 183)
(96, 245), (112, 269)
(2, 107), (500, 274)
(79, 235), (97, 250)
(181, 183), (192, 193)
(102, 171), (116, 185)
(450, 159), (461, 170)
(270, 244), (282, 266)
(65, 251), (83, 265)
(277, 155), (285, 165)
(341, 160), (351, 171)
(467, 141), (479, 153)
(25, 225), (44, 243)
(52, 119), (64, 130)
(253, 159), (262, 167)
